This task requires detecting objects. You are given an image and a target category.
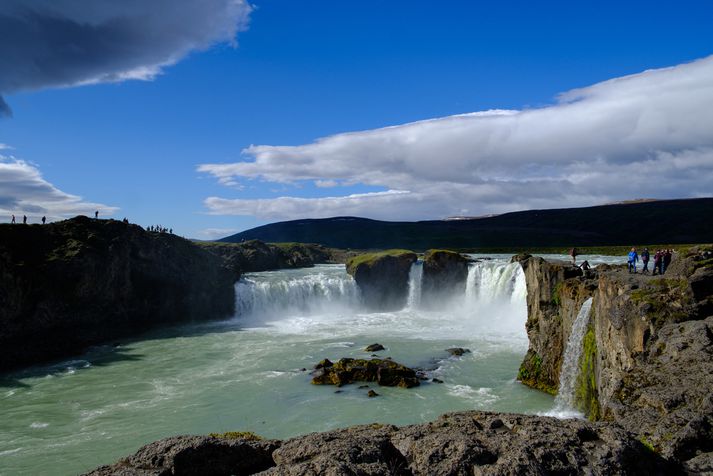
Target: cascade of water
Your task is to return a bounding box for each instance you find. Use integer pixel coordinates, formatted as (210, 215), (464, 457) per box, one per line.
(406, 261), (423, 309)
(465, 260), (523, 306)
(235, 269), (361, 317)
(553, 297), (594, 412)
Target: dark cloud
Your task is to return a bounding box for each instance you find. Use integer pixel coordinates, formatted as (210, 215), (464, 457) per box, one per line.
(0, 0), (252, 116)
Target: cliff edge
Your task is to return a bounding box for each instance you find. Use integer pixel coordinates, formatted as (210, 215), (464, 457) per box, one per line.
(515, 247), (713, 468)
(0, 217), (237, 372)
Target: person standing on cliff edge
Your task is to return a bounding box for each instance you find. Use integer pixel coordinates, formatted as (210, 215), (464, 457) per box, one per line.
(569, 247), (578, 266)
(95, 210), (99, 219)
(641, 248), (650, 274)
(627, 247), (639, 273)
(11, 214), (15, 224)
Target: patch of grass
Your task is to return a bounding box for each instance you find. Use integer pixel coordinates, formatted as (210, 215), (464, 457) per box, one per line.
(639, 436), (658, 453)
(346, 249), (415, 271)
(209, 431), (263, 441)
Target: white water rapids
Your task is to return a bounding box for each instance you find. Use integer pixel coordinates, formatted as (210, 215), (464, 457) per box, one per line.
(0, 254), (619, 475)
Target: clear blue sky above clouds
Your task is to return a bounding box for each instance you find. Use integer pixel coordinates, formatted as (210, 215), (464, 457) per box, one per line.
(1, 1), (712, 238)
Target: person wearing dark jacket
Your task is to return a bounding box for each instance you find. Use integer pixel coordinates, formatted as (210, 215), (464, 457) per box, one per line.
(653, 250), (663, 275)
(641, 248), (650, 274)
(663, 249), (673, 273)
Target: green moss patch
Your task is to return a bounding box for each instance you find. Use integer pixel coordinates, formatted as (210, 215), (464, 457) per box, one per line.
(518, 352), (557, 395)
(575, 325), (601, 420)
(346, 249), (415, 273)
(209, 431), (263, 441)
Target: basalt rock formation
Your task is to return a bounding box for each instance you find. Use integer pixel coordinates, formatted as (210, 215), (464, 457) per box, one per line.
(515, 246), (713, 469)
(0, 217), (237, 372)
(197, 240), (334, 280)
(86, 411), (677, 475)
(346, 250), (417, 310)
(311, 357), (421, 388)
(420, 249), (469, 306)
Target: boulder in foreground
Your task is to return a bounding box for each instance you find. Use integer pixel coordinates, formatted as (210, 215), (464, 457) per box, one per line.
(85, 411), (679, 475)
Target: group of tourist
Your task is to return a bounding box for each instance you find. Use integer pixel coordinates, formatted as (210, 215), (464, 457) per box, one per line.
(147, 225), (172, 234)
(9, 214), (47, 225)
(569, 246), (674, 275)
(627, 247), (673, 275)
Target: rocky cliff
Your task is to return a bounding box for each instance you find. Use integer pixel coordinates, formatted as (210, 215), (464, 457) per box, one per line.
(0, 217), (237, 372)
(420, 250), (469, 307)
(198, 240), (335, 280)
(86, 411), (675, 475)
(346, 250), (417, 310)
(516, 247), (713, 468)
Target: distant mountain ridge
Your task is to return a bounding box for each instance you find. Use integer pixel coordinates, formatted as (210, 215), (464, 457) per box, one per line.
(219, 198), (713, 250)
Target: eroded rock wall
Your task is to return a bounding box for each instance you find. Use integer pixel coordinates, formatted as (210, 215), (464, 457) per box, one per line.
(0, 217), (237, 371)
(346, 250), (417, 310)
(514, 255), (596, 394)
(420, 250), (469, 307)
(517, 247), (713, 464)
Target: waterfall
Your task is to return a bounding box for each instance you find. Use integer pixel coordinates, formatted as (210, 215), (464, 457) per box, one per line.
(465, 260), (525, 306)
(235, 269), (361, 317)
(406, 261), (423, 309)
(553, 297), (594, 413)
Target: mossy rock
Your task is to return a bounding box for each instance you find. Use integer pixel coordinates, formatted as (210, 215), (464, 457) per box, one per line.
(575, 325), (601, 420)
(209, 431), (263, 441)
(345, 249), (416, 275)
(421, 249), (469, 305)
(518, 351), (557, 395)
(311, 357), (420, 388)
(346, 250), (417, 310)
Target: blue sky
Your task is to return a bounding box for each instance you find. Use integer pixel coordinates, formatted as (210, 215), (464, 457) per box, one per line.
(1, 1), (712, 238)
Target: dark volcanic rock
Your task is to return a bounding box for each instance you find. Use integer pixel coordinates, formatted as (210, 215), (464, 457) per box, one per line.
(311, 357), (420, 388)
(346, 250), (417, 310)
(84, 435), (280, 476)
(0, 217), (236, 372)
(421, 250), (469, 306)
(445, 347), (471, 356)
(198, 240), (333, 279)
(89, 411), (679, 475)
(516, 246), (713, 466)
(365, 343), (385, 352)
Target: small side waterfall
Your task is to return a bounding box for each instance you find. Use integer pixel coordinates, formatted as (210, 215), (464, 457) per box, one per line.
(406, 261), (423, 309)
(553, 297), (594, 413)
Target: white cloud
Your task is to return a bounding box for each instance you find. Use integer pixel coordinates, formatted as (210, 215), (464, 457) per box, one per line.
(0, 154), (118, 220)
(205, 190), (414, 220)
(0, 0), (253, 115)
(200, 55), (713, 220)
(315, 179), (339, 188)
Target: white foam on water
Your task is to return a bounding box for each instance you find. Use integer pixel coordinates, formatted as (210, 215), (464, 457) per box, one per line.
(29, 422), (48, 429)
(447, 384), (498, 405)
